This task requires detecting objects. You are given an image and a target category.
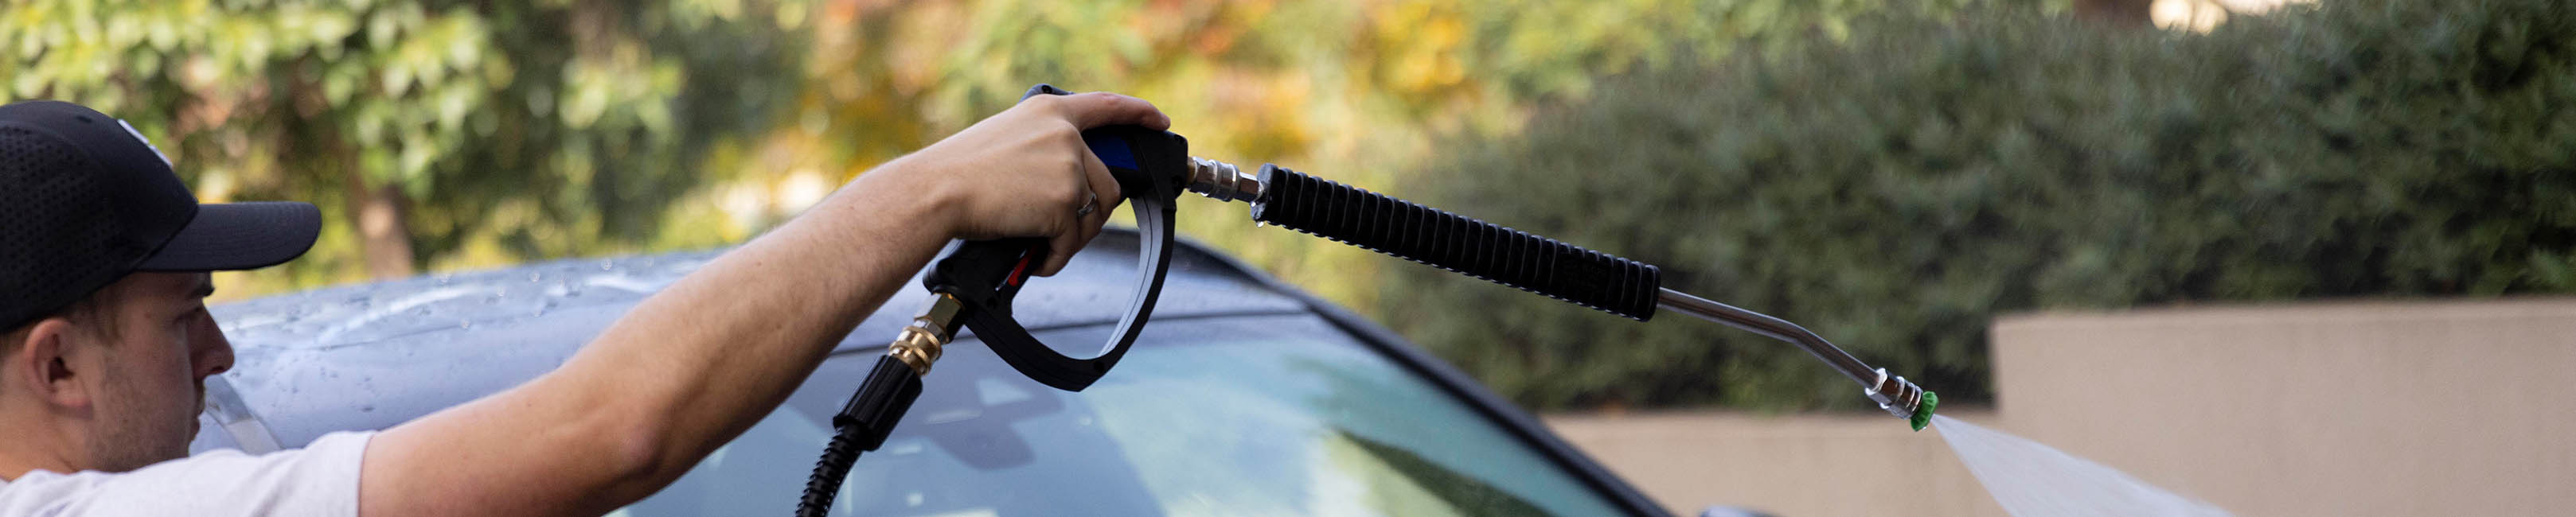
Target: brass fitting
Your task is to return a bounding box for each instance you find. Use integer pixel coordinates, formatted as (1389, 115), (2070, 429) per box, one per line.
(888, 293), (963, 375)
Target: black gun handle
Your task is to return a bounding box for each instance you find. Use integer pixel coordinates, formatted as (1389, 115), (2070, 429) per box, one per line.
(921, 84), (1186, 392)
(935, 239), (1048, 301)
(1250, 164), (1661, 321)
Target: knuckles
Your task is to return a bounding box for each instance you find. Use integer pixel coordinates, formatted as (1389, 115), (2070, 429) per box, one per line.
(1019, 93), (1066, 114)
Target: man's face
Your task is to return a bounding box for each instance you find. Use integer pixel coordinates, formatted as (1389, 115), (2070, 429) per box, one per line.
(73, 272), (232, 472)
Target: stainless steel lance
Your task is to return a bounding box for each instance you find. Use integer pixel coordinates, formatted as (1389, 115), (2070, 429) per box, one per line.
(1179, 157), (1934, 425)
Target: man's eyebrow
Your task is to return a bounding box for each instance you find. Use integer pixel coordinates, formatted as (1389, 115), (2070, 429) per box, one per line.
(188, 279), (216, 299)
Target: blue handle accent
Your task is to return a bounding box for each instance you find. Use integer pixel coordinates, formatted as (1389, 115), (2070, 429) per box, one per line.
(1088, 135), (1138, 170)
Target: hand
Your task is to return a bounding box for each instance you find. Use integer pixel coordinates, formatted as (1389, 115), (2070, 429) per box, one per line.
(872, 91), (1170, 276)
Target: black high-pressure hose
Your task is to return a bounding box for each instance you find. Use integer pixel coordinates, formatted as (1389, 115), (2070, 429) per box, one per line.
(795, 294), (962, 517)
(794, 357), (924, 517)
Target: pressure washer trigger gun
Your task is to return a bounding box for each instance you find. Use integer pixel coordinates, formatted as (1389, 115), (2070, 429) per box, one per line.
(794, 84), (1192, 517)
(919, 84), (1191, 392)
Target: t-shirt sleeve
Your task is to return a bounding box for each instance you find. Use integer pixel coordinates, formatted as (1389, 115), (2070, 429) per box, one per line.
(0, 430), (375, 517)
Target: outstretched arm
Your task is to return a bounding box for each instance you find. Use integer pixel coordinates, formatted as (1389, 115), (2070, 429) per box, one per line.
(357, 92), (1169, 517)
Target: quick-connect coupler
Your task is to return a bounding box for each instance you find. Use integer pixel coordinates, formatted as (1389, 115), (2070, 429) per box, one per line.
(1868, 368), (1938, 431)
(1185, 156), (1263, 203)
(798, 293), (966, 517)
(888, 292), (963, 375)
(839, 291), (964, 450)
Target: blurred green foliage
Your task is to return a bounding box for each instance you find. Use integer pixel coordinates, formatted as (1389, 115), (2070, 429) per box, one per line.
(1382, 0), (2576, 410)
(3, 0), (809, 290)
(6, 0), (1988, 309)
(787, 0), (2016, 314)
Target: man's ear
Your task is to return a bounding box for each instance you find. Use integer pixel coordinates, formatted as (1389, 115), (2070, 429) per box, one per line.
(11, 318), (91, 410)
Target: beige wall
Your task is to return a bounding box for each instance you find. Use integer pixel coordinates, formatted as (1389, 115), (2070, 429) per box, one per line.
(1992, 297), (2576, 517)
(1548, 297), (2576, 516)
(1546, 410), (2006, 516)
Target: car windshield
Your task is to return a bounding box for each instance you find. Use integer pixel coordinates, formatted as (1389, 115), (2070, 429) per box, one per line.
(605, 313), (1625, 516)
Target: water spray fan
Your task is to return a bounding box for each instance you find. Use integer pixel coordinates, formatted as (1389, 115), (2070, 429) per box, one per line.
(794, 84), (1935, 516)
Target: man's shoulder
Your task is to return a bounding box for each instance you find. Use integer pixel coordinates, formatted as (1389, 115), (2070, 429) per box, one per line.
(0, 431), (375, 517)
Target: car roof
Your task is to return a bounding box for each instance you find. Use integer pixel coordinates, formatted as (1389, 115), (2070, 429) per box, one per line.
(209, 229), (1309, 445)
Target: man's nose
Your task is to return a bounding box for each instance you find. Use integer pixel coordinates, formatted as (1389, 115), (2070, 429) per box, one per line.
(191, 311), (234, 379)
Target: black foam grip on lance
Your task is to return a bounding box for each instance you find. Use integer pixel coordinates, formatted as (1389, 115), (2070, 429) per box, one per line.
(1250, 165), (1661, 321)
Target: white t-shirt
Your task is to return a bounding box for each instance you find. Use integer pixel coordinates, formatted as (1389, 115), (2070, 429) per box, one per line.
(0, 431), (373, 516)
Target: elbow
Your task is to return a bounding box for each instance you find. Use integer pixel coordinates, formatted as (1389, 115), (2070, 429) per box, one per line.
(580, 407), (689, 509)
(544, 367), (699, 508)
(619, 418), (689, 495)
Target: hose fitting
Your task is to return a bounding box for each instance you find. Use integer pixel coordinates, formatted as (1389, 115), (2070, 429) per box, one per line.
(1867, 367), (1937, 431)
(1185, 156), (1263, 203)
(1866, 368), (1922, 418)
(888, 293), (962, 375)
(797, 293), (964, 517)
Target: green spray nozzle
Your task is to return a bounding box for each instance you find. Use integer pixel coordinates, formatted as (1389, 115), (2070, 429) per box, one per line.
(1910, 391), (1939, 431)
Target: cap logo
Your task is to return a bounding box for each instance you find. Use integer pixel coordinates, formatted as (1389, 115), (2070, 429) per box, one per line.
(115, 119), (173, 167)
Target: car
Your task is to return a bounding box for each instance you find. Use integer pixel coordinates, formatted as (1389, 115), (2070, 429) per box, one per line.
(189, 229), (1675, 516)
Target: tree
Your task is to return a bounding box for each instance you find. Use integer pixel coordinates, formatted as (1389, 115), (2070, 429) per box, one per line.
(5, 0), (809, 289)
(1382, 0), (2576, 410)
(2075, 0), (2153, 26)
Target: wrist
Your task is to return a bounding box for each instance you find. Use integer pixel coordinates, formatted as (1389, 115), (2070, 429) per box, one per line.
(845, 156), (963, 242)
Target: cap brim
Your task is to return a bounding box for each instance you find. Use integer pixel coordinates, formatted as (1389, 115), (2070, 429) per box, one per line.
(135, 201), (322, 271)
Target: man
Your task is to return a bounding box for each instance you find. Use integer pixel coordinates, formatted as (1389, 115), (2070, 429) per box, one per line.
(0, 91), (1168, 515)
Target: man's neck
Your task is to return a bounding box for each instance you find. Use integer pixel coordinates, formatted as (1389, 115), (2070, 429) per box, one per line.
(0, 454), (77, 482)
(0, 418), (80, 480)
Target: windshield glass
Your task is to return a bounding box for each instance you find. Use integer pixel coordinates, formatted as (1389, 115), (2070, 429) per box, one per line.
(607, 314), (1626, 516)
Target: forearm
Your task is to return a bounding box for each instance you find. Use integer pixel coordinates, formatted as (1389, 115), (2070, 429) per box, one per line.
(571, 165), (950, 468)
(365, 162), (957, 516)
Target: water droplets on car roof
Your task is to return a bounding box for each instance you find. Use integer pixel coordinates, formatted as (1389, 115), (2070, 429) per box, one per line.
(213, 251), (721, 351)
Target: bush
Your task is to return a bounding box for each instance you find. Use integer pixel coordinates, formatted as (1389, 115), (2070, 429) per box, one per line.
(1379, 0), (2576, 411)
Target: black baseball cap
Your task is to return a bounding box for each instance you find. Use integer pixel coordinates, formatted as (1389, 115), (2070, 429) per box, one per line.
(1, 100), (320, 331)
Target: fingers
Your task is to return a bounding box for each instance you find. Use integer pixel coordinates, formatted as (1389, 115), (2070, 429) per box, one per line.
(1034, 142), (1121, 277)
(1047, 91), (1170, 130)
(1036, 222), (1080, 278)
(1075, 132), (1125, 227)
(1075, 146), (1124, 264)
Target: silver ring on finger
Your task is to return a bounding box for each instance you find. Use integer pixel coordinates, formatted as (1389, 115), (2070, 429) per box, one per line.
(1075, 190), (1098, 217)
